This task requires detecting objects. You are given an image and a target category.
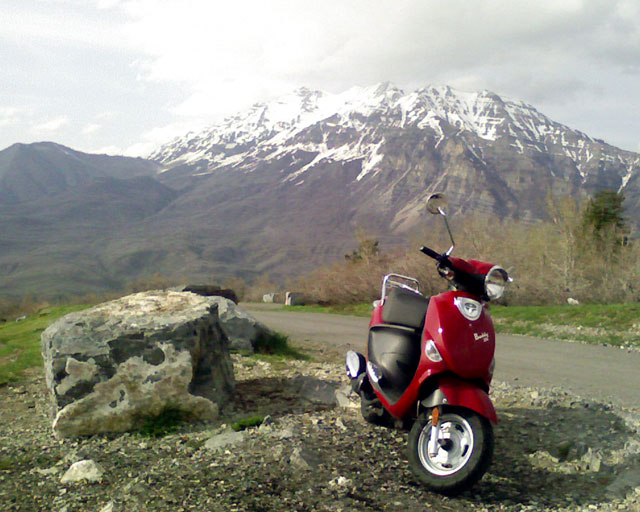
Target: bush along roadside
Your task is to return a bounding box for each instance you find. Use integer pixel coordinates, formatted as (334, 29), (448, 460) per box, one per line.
(252, 330), (309, 361)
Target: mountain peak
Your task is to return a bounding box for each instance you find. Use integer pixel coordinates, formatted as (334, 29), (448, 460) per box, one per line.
(151, 82), (639, 200)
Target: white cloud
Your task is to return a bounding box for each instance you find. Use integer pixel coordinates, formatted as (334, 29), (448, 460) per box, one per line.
(0, 106), (30, 128)
(115, 1), (640, 107)
(83, 123), (102, 135)
(122, 121), (205, 157)
(0, 2), (129, 51)
(32, 116), (70, 132)
(2, 0), (640, 153)
(91, 144), (126, 156)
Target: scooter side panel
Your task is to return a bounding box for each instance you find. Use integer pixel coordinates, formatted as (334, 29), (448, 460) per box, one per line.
(438, 374), (498, 424)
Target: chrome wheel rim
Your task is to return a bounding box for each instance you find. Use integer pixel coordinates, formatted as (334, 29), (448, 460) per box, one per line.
(416, 413), (474, 476)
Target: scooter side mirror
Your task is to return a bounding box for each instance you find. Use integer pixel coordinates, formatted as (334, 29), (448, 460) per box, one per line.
(426, 192), (455, 256)
(426, 193), (448, 216)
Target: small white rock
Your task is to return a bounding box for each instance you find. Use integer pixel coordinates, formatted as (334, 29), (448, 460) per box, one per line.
(101, 501), (115, 512)
(60, 459), (104, 484)
(329, 476), (352, 487)
(203, 431), (245, 451)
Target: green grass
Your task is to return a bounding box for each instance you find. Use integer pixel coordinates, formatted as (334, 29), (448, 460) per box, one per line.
(283, 303), (372, 317)
(283, 302), (640, 349)
(0, 305), (91, 385)
(136, 408), (187, 438)
(252, 330), (310, 360)
(490, 303), (640, 348)
(231, 415), (264, 431)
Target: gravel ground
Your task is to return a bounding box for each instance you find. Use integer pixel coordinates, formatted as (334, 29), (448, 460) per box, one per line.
(1, 355), (640, 512)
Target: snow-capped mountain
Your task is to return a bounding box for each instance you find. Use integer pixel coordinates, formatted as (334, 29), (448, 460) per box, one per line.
(151, 82), (640, 217)
(2, 84), (639, 299)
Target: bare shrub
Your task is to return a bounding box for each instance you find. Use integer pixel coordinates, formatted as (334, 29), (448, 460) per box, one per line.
(0, 295), (51, 319)
(125, 273), (180, 294)
(245, 274), (281, 303)
(294, 196), (640, 306)
(223, 276), (249, 302)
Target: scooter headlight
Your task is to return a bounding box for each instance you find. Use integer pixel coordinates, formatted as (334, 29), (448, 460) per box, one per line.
(485, 266), (509, 300)
(346, 351), (365, 379)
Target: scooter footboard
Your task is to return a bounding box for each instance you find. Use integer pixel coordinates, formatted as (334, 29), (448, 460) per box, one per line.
(424, 375), (498, 424)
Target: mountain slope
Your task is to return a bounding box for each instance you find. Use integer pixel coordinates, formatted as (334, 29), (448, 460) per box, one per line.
(0, 142), (160, 204)
(2, 84), (639, 299)
(142, 84), (640, 282)
(0, 143), (173, 298)
(151, 83), (640, 226)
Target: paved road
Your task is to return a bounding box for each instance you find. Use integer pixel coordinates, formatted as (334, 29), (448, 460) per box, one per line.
(245, 304), (640, 409)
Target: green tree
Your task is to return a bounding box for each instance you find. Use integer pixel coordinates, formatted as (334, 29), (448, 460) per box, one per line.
(582, 190), (628, 246)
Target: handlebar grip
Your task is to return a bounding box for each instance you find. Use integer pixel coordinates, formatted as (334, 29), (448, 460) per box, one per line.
(420, 246), (442, 260)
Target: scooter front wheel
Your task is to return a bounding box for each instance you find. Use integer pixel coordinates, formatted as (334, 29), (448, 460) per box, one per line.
(407, 407), (493, 495)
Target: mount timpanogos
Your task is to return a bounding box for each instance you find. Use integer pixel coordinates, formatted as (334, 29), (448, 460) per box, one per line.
(1, 83), (639, 298)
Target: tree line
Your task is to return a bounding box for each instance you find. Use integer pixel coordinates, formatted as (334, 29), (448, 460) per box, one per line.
(294, 190), (638, 306)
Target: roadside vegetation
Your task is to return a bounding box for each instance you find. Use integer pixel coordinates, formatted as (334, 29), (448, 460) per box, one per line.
(491, 303), (640, 349)
(0, 305), (90, 385)
(289, 191), (639, 307)
(0, 302), (304, 385)
(278, 190), (640, 350)
(251, 331), (309, 361)
(283, 302), (640, 349)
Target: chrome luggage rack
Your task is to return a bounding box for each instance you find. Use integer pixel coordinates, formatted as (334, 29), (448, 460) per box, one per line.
(380, 273), (422, 302)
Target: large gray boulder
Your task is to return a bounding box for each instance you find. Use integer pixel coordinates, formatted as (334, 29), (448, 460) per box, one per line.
(208, 296), (273, 352)
(41, 290), (235, 438)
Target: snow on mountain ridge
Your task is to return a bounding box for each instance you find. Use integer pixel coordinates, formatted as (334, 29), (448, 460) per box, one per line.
(151, 83), (513, 165)
(150, 83), (638, 190)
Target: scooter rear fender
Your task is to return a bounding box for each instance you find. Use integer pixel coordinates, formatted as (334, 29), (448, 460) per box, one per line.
(421, 374), (498, 424)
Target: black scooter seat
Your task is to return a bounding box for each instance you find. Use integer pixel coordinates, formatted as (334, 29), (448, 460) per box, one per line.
(381, 287), (429, 330)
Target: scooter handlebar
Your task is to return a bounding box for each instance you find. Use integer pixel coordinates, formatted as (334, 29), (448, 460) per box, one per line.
(420, 246), (442, 261)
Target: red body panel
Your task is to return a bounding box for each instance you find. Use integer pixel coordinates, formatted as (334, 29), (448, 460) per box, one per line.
(369, 303), (384, 327)
(425, 291), (495, 381)
(368, 288), (496, 423)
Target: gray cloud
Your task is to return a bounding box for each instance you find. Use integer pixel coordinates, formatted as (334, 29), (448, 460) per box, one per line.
(1, 0), (639, 153)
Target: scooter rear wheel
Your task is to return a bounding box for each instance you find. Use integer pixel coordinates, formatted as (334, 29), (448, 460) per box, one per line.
(407, 407), (493, 495)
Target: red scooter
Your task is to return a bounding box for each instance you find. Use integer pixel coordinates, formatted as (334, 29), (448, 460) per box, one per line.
(346, 193), (510, 495)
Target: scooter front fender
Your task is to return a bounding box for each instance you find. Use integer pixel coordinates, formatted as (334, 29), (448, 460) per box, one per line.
(422, 375), (498, 424)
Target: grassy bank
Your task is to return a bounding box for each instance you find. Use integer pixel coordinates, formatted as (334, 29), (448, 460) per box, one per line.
(491, 303), (640, 348)
(0, 303), (306, 385)
(283, 302), (640, 349)
(0, 305), (90, 385)
(283, 303), (374, 317)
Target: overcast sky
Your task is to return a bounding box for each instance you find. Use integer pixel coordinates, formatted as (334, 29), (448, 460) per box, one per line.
(1, 0), (639, 157)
